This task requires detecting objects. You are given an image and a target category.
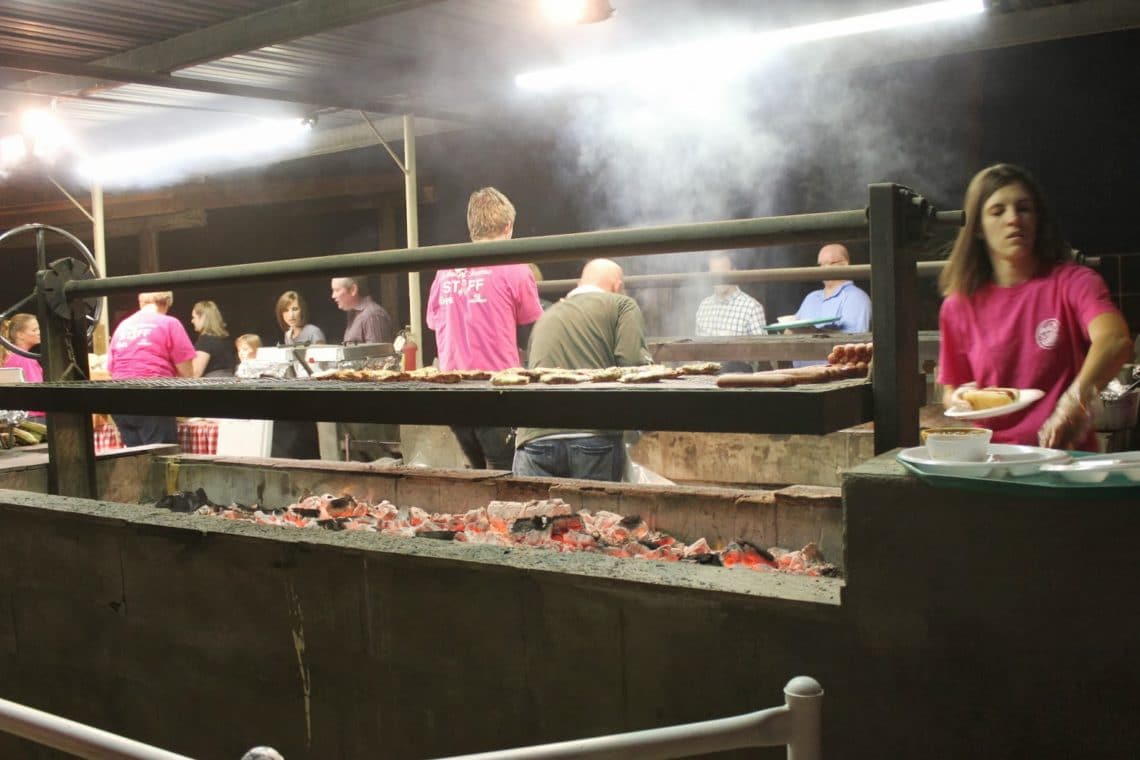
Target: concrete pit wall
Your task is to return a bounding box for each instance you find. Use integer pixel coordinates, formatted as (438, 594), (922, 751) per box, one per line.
(4, 453), (1138, 758)
(0, 487), (841, 760)
(0, 444), (172, 503)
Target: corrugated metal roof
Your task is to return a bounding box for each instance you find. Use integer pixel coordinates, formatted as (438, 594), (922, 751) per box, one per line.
(0, 0), (286, 59)
(0, 0), (1133, 181)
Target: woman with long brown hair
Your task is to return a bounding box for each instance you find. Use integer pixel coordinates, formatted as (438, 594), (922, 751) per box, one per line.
(938, 163), (1131, 450)
(275, 290), (325, 345)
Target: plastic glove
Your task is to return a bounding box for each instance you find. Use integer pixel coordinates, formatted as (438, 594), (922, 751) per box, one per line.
(1038, 381), (1097, 450)
(945, 382), (977, 413)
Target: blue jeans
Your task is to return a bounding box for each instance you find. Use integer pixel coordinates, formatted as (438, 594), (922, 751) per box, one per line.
(512, 435), (624, 482)
(451, 426), (515, 470)
(112, 414), (177, 447)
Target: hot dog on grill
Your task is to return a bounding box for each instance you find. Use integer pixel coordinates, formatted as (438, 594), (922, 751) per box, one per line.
(716, 372), (797, 388)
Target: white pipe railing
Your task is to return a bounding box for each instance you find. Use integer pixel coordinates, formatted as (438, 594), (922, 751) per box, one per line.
(0, 696), (194, 760)
(435, 676), (823, 760)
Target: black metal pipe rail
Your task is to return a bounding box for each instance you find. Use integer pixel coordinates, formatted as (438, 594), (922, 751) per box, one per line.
(64, 211), (871, 299)
(539, 261), (948, 294)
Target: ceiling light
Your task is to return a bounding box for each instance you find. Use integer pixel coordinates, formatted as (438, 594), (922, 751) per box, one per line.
(540, 0), (614, 25)
(17, 107), (75, 164)
(518, 0), (984, 90)
(75, 117), (311, 187)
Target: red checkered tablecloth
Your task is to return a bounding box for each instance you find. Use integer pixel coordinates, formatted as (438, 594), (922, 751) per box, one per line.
(178, 419), (219, 455)
(93, 419), (219, 455)
(93, 423), (123, 453)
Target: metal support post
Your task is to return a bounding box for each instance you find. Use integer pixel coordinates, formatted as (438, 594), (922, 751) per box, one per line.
(868, 184), (922, 454)
(404, 113), (422, 351)
(36, 260), (96, 498)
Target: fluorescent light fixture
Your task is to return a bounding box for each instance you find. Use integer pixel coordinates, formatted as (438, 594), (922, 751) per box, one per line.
(540, 0), (614, 24)
(17, 107), (75, 163)
(76, 117), (311, 186)
(517, 0), (985, 90)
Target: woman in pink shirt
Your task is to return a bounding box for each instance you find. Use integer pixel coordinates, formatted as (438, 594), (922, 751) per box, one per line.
(1, 314), (45, 418)
(938, 164), (1131, 450)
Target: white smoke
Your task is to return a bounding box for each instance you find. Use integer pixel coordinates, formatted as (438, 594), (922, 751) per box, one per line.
(528, 20), (977, 332)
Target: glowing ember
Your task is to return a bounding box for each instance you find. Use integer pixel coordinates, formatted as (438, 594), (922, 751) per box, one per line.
(156, 490), (838, 576)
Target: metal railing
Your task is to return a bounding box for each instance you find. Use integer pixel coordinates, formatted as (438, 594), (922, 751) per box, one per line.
(434, 676), (823, 760)
(0, 696), (194, 760)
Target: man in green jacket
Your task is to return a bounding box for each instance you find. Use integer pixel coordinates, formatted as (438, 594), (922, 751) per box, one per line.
(513, 259), (652, 481)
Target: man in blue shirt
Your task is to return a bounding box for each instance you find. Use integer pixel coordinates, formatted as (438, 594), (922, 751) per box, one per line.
(793, 244), (871, 366)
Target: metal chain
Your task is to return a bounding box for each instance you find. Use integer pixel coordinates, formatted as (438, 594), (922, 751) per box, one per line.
(60, 312), (88, 381)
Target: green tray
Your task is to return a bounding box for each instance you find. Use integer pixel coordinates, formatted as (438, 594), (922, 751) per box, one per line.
(896, 452), (1140, 500)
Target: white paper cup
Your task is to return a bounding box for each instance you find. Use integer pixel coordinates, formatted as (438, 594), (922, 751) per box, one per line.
(921, 427), (993, 462)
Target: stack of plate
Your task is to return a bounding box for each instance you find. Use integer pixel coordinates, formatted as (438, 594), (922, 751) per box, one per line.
(1039, 452), (1140, 483)
(897, 444), (1070, 478)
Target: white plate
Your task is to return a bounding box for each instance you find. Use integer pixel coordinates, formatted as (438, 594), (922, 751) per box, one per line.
(762, 317), (838, 332)
(1039, 451), (1140, 483)
(943, 388), (1045, 420)
(897, 444), (1069, 478)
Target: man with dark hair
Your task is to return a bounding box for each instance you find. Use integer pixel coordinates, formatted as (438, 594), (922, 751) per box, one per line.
(513, 259), (651, 481)
(331, 276), (393, 343)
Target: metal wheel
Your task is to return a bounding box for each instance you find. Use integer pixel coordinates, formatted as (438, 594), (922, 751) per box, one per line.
(0, 223), (103, 359)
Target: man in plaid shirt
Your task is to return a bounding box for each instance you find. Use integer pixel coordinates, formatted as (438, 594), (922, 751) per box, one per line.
(695, 253), (766, 371)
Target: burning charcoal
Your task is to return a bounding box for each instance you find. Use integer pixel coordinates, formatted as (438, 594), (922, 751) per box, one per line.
(291, 506), (322, 518)
(415, 530), (459, 541)
(155, 491), (200, 512)
(317, 518), (347, 531)
(693, 553), (722, 566)
(548, 514), (584, 533)
(619, 514), (643, 528)
(194, 487), (216, 508)
(736, 539), (775, 563)
(510, 516), (548, 534)
(818, 564), (841, 577)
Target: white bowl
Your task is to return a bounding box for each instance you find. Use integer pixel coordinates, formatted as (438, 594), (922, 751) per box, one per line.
(1039, 461), (1113, 483)
(921, 427), (993, 462)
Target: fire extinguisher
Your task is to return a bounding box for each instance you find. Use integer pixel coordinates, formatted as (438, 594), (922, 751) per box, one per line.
(397, 327), (418, 370)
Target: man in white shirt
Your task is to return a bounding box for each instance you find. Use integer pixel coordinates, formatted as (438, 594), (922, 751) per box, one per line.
(694, 252), (767, 372)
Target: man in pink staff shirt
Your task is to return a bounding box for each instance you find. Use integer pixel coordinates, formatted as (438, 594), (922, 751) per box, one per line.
(426, 187), (544, 470)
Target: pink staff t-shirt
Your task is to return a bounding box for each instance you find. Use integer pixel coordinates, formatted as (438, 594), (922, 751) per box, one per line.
(938, 262), (1119, 449)
(426, 264), (544, 371)
(107, 310), (197, 379)
(3, 352), (44, 416)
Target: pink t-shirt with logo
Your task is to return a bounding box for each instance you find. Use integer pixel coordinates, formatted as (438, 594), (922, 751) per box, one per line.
(107, 310), (197, 379)
(4, 352), (44, 416)
(938, 262), (1118, 449)
(426, 264), (544, 371)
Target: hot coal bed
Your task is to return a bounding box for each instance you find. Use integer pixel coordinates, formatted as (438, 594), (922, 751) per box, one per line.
(2, 450), (1139, 760)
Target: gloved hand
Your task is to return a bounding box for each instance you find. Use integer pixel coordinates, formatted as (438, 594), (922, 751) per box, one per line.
(945, 382), (977, 413)
(1038, 381), (1097, 450)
